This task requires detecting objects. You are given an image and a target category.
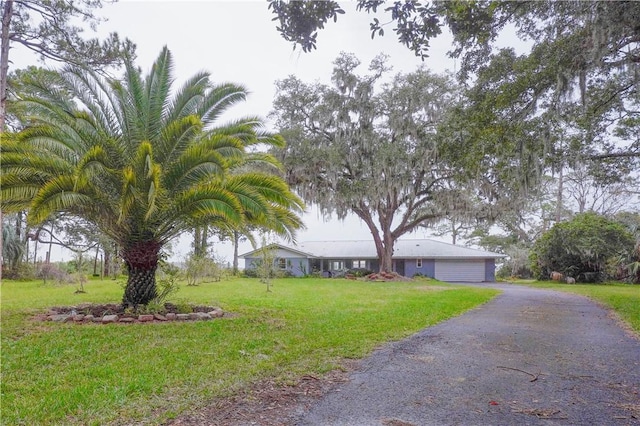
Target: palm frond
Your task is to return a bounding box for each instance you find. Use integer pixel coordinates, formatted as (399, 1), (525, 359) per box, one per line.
(238, 152), (285, 173)
(197, 133), (246, 163)
(223, 179), (271, 220)
(119, 166), (138, 224)
(164, 145), (227, 193)
(75, 145), (122, 194)
(227, 173), (305, 211)
(146, 46), (175, 141)
(166, 71), (210, 122)
(175, 185), (243, 226)
(29, 175), (93, 223)
(200, 83), (248, 125)
(262, 204), (306, 242)
(156, 114), (203, 164)
(0, 184), (43, 212)
(63, 66), (122, 137)
(144, 164), (163, 221)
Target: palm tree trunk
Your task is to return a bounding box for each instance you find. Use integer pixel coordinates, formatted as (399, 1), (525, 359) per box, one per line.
(122, 240), (161, 307)
(123, 266), (158, 307)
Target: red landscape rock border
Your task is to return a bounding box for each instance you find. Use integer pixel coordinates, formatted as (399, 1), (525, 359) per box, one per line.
(34, 303), (225, 324)
(364, 271), (413, 282)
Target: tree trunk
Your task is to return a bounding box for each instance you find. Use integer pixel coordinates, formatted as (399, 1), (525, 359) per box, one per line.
(122, 240), (161, 307)
(372, 232), (395, 273)
(0, 0), (12, 132)
(93, 245), (99, 275)
(123, 266), (158, 307)
(353, 206), (396, 273)
(33, 236), (38, 264)
(193, 227), (201, 256)
(104, 248), (111, 277)
(555, 158), (564, 223)
(201, 225), (208, 254)
(381, 232), (395, 273)
(232, 230), (239, 274)
(0, 2), (11, 277)
(193, 225), (209, 257)
(0, 210), (3, 281)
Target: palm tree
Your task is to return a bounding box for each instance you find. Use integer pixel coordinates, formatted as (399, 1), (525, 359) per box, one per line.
(0, 47), (304, 307)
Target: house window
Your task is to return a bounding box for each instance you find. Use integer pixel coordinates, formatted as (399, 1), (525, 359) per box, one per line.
(416, 258), (423, 268)
(277, 258), (287, 269)
(331, 261), (344, 270)
(353, 260), (367, 268)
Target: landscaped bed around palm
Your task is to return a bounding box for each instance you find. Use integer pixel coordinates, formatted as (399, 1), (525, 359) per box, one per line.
(1, 276), (498, 426)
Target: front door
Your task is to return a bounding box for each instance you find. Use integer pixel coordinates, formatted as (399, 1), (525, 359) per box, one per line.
(395, 260), (405, 276)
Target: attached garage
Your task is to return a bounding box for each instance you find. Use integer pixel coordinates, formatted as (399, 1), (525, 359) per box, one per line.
(434, 259), (487, 282)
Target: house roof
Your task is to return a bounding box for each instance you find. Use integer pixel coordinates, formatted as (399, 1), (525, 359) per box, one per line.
(239, 243), (315, 259)
(240, 239), (505, 260)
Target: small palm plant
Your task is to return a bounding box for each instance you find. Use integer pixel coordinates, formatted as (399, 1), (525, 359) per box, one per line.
(1, 47), (304, 307)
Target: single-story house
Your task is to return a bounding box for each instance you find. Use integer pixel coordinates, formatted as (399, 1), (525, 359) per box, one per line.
(239, 239), (505, 282)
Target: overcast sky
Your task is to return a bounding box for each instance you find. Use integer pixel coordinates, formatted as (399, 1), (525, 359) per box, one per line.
(13, 1), (460, 263)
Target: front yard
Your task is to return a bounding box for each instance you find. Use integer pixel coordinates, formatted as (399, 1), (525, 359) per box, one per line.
(1, 277), (497, 425)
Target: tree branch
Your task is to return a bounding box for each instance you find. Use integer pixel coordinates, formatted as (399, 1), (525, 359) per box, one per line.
(589, 151), (639, 160)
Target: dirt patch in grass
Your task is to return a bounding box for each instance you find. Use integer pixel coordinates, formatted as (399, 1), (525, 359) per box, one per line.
(413, 285), (455, 291)
(168, 361), (358, 426)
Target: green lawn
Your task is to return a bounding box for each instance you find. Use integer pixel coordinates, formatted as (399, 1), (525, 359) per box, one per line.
(510, 280), (640, 334)
(0, 277), (498, 426)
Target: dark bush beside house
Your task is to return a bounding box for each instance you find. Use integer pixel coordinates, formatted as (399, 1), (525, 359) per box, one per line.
(531, 212), (636, 282)
(347, 268), (374, 277)
(243, 268), (294, 279)
(243, 268), (258, 278)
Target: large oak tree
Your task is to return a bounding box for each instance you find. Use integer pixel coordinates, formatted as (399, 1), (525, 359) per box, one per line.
(268, 1), (640, 161)
(271, 53), (470, 272)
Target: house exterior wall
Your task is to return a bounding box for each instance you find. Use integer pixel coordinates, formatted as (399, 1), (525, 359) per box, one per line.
(244, 257), (259, 272)
(404, 258), (435, 278)
(315, 259), (378, 276)
(484, 259), (496, 282)
(284, 257), (310, 276)
(244, 256), (310, 277)
(244, 249), (497, 281)
(369, 259), (379, 272)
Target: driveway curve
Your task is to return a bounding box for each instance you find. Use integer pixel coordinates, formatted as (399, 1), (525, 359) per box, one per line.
(295, 284), (640, 426)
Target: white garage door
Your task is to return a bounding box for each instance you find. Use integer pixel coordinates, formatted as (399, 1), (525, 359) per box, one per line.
(434, 259), (485, 282)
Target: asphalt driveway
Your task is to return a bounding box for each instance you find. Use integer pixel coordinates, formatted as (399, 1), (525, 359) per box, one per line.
(294, 284), (640, 426)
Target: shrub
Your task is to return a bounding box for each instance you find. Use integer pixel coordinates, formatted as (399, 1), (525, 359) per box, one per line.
(3, 262), (36, 280)
(531, 212), (636, 282)
(36, 263), (69, 284)
(184, 254), (224, 285)
(243, 268), (258, 278)
(152, 263), (181, 304)
(347, 267), (373, 277)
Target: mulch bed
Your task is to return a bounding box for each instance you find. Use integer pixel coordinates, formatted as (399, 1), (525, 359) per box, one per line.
(33, 303), (226, 324)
